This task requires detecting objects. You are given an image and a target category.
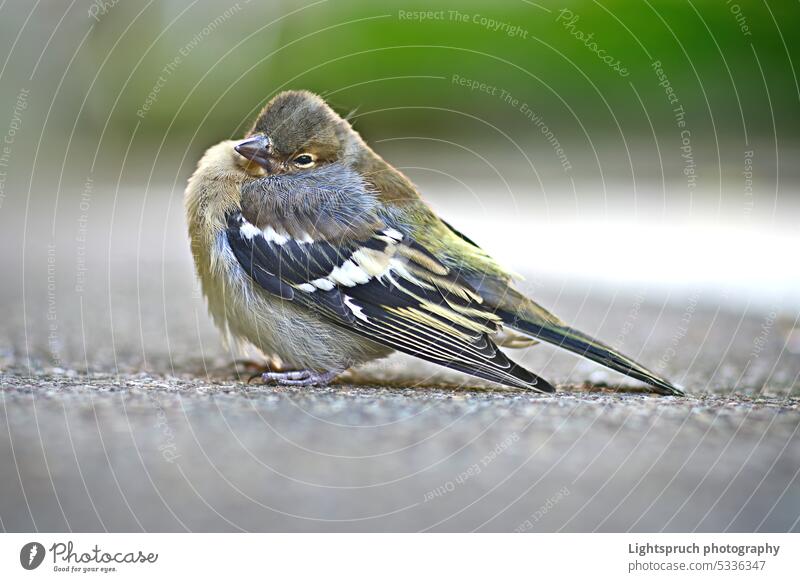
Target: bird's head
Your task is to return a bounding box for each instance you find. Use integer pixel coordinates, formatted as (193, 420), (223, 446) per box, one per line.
(235, 90), (362, 175)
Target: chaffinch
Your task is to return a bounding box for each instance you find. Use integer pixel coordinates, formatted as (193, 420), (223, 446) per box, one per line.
(184, 90), (682, 394)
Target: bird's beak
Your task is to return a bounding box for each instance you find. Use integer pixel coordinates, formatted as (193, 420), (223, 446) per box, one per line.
(234, 134), (271, 168)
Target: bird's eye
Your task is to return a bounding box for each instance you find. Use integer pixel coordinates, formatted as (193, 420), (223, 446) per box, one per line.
(292, 153), (316, 168)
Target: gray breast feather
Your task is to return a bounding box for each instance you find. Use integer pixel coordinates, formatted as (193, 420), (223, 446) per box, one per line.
(240, 163), (381, 240)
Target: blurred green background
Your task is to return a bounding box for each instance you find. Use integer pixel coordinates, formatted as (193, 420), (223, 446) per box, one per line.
(1, 0), (797, 166)
(0, 0), (798, 308)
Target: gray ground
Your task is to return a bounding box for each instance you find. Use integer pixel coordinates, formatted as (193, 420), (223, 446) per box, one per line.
(1, 181), (798, 532)
(0, 374), (798, 532)
(2, 275), (799, 532)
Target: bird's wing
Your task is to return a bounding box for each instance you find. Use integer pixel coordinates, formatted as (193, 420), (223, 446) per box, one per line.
(225, 210), (553, 392)
(407, 208), (683, 395)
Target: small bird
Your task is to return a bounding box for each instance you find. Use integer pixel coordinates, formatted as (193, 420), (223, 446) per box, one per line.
(185, 90), (682, 395)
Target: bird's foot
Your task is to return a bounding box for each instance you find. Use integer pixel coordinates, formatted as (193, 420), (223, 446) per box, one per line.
(260, 369), (340, 386)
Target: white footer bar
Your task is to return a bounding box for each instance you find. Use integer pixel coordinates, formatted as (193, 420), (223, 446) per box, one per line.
(1, 533), (797, 580)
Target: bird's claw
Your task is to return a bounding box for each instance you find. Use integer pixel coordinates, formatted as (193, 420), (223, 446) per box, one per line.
(259, 369), (339, 386)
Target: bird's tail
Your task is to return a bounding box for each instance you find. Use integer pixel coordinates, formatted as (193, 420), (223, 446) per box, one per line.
(497, 309), (684, 396)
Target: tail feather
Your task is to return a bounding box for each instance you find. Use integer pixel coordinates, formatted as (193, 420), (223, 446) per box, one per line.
(498, 311), (683, 396)
(442, 356), (555, 394)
